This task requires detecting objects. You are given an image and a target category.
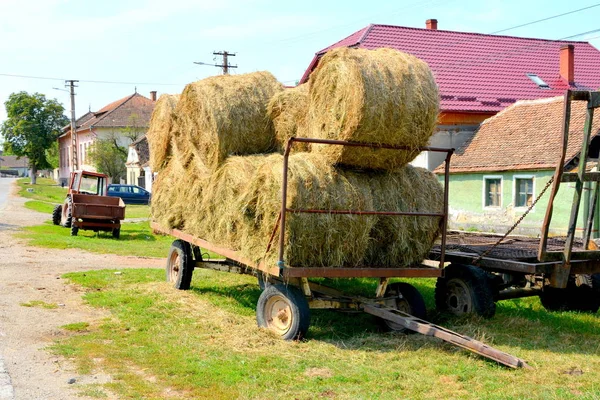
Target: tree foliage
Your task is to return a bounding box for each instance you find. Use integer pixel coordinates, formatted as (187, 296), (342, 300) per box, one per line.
(1, 91), (68, 183)
(87, 136), (127, 182)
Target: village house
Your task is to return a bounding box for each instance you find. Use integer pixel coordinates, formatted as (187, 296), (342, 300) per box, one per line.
(0, 154), (29, 177)
(126, 135), (152, 191)
(58, 91), (156, 185)
(300, 20), (600, 170)
(436, 95), (600, 236)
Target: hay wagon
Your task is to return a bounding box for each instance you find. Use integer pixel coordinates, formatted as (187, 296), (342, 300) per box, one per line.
(153, 137), (533, 369)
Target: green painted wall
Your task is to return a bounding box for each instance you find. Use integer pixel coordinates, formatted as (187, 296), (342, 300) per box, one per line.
(441, 170), (597, 237)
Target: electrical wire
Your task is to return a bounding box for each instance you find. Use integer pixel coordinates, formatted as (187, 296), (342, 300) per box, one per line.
(490, 3), (600, 34)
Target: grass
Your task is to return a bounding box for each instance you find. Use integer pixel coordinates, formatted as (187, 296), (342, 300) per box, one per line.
(54, 268), (600, 400)
(17, 221), (173, 258)
(21, 300), (59, 309)
(61, 322), (91, 332)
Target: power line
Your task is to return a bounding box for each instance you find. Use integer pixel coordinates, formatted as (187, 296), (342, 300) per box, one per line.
(490, 3), (600, 34)
(0, 72), (183, 86)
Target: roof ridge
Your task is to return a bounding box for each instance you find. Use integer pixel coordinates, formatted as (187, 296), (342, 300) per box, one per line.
(367, 23), (590, 44)
(357, 23), (374, 44)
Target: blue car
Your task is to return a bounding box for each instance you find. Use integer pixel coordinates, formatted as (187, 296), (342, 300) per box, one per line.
(107, 184), (151, 205)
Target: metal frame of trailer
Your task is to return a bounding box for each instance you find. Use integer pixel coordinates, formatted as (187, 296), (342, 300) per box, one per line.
(152, 138), (533, 369)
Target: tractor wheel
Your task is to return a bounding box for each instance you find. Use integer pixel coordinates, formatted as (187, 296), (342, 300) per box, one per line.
(381, 282), (427, 332)
(61, 196), (73, 228)
(166, 240), (194, 290)
(112, 228), (120, 239)
(256, 284), (310, 340)
(52, 204), (62, 226)
(70, 225), (79, 236)
(435, 264), (496, 318)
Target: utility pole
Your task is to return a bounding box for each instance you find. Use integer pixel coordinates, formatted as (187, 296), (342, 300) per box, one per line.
(213, 51), (237, 75)
(65, 80), (79, 172)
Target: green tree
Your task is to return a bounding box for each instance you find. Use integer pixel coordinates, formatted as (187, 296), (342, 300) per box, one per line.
(87, 137), (127, 182)
(1, 92), (68, 184)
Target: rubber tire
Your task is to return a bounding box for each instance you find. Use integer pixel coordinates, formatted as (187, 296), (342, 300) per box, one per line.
(61, 196), (73, 228)
(112, 228), (120, 239)
(52, 204), (62, 226)
(70, 225), (79, 236)
(166, 240), (194, 290)
(539, 274), (600, 313)
(381, 282), (427, 332)
(435, 264), (496, 318)
(256, 284), (310, 341)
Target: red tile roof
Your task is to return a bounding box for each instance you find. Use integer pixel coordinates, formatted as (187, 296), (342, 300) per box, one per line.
(62, 93), (155, 136)
(300, 24), (600, 113)
(438, 95), (600, 173)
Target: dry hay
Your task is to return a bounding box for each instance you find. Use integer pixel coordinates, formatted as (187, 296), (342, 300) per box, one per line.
(238, 153), (375, 268)
(151, 158), (209, 230)
(267, 84), (311, 153)
(147, 94), (179, 172)
(186, 155), (270, 250)
(174, 71), (283, 171)
(364, 166), (444, 267)
(307, 47), (439, 170)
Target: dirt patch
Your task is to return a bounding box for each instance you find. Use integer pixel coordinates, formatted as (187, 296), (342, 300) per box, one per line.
(0, 181), (163, 399)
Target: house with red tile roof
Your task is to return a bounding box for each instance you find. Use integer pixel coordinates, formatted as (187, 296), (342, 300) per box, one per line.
(125, 135), (152, 191)
(300, 20), (600, 170)
(58, 91), (156, 184)
(437, 95), (600, 236)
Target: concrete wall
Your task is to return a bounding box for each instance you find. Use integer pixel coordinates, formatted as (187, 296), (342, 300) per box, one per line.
(444, 170), (594, 237)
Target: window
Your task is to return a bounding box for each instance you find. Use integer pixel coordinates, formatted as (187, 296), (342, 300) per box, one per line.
(484, 177), (502, 208)
(515, 177), (534, 208)
(526, 73), (550, 89)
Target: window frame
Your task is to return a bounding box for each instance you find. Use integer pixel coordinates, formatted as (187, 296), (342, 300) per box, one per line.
(513, 175), (535, 210)
(482, 175), (503, 209)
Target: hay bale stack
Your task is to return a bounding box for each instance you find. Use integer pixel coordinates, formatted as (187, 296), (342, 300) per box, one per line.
(364, 166), (444, 267)
(174, 71), (283, 171)
(238, 153), (376, 268)
(267, 84), (310, 152)
(307, 47), (439, 170)
(147, 94), (179, 171)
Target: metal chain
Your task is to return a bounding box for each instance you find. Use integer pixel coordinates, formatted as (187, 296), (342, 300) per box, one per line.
(472, 175), (556, 265)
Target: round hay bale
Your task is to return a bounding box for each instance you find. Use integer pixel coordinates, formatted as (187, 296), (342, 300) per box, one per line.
(176, 71), (283, 170)
(307, 47), (439, 170)
(147, 94), (179, 171)
(186, 155), (270, 249)
(267, 84), (310, 153)
(363, 165), (444, 266)
(238, 153), (376, 268)
(151, 157), (210, 231)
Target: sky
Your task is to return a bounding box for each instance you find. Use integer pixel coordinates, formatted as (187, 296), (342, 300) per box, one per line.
(1, 0), (599, 135)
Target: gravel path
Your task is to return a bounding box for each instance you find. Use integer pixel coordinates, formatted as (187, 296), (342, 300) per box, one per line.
(0, 179), (163, 399)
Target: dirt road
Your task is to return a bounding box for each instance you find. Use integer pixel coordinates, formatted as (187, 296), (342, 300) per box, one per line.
(0, 180), (163, 399)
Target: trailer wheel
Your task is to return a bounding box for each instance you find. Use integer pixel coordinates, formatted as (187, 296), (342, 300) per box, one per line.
(540, 274), (600, 313)
(52, 204), (62, 225)
(61, 196), (72, 228)
(166, 240), (194, 290)
(70, 225), (79, 236)
(381, 282), (427, 332)
(435, 264), (496, 318)
(256, 284), (310, 340)
(112, 228), (120, 239)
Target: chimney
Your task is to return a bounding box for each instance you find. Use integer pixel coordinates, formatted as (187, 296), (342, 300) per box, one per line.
(560, 45), (574, 83)
(150, 91), (157, 102)
(426, 19), (438, 30)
